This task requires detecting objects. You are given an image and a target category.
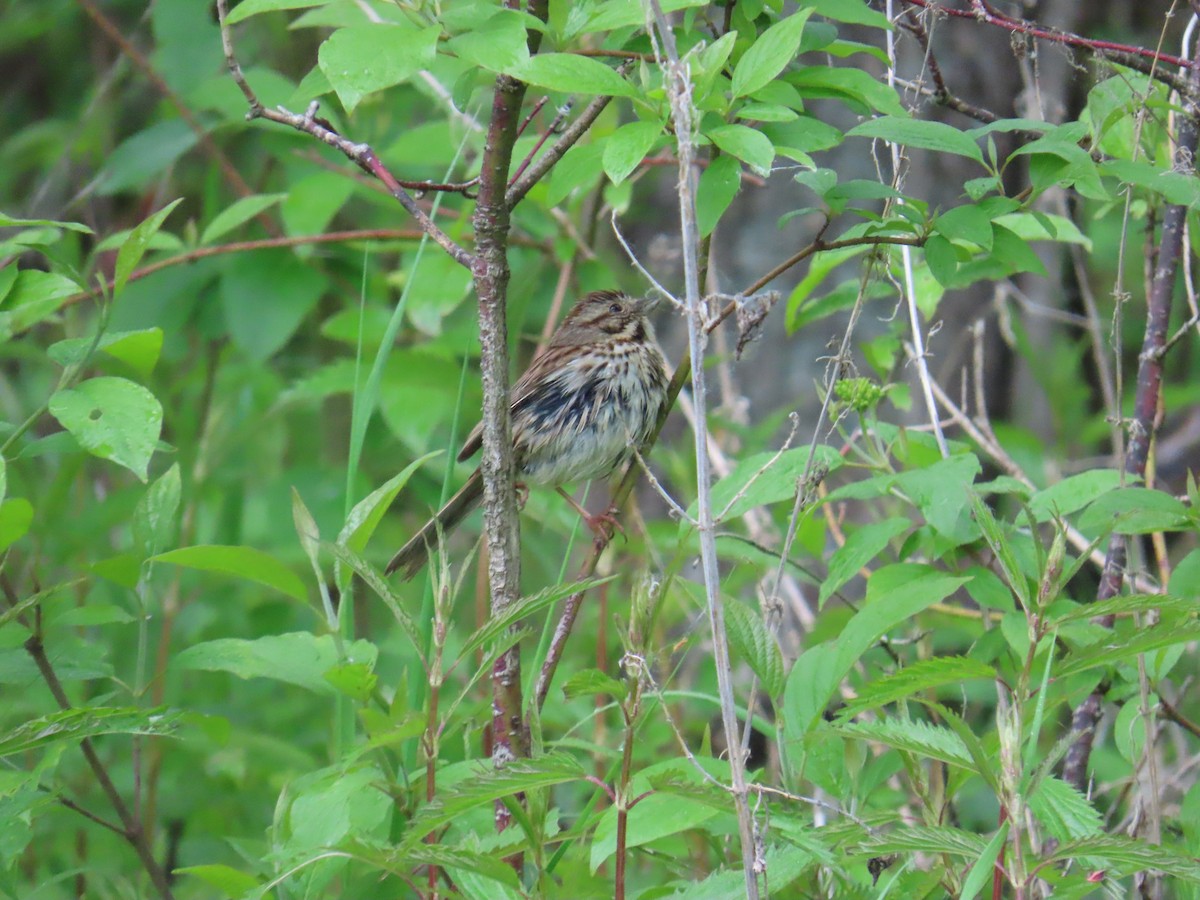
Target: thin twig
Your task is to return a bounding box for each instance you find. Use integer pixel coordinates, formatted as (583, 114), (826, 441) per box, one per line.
(506, 92), (618, 208)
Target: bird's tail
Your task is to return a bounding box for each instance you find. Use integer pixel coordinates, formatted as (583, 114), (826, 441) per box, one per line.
(386, 469), (484, 580)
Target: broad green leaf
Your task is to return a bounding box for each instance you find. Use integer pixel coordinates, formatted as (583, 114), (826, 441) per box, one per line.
(547, 143), (605, 205)
(323, 662), (377, 702)
(48, 377), (163, 481)
(837, 656), (996, 720)
(671, 843), (817, 899)
(933, 204), (993, 250)
(0, 455), (5, 507)
(1026, 469), (1125, 522)
(174, 632), (377, 694)
(724, 597), (785, 698)
(924, 233), (958, 285)
(1078, 486), (1190, 534)
(790, 66), (907, 116)
(446, 9), (530, 73)
(114, 199), (183, 296)
(200, 193), (287, 245)
(992, 211), (1091, 250)
(784, 565), (967, 736)
(0, 707), (181, 758)
(696, 154), (741, 237)
(706, 124), (775, 176)
(0, 271), (83, 339)
(602, 120), (663, 185)
(515, 54), (638, 97)
(176, 865), (262, 897)
(807, 0), (891, 28)
(848, 116), (984, 163)
(731, 9), (814, 98)
(226, 0), (334, 24)
(133, 463), (181, 559)
(960, 822), (1009, 900)
(318, 24), (440, 112)
(702, 444), (843, 522)
(220, 249), (327, 360)
(893, 453), (981, 543)
(49, 329), (165, 379)
(581, 0), (706, 33)
(152, 545), (308, 601)
(98, 120), (199, 195)
(819, 517), (909, 607)
(1051, 593), (1193, 626)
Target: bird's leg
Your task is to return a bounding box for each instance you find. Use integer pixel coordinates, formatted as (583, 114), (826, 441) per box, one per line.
(555, 487), (626, 541)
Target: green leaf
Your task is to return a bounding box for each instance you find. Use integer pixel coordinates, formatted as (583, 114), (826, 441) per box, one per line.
(98, 120), (199, 195)
(322, 541), (423, 655)
(860, 825), (988, 858)
(1078, 487), (1190, 534)
(174, 632), (377, 695)
(0, 455), (5, 507)
(847, 116), (984, 163)
(134, 463), (181, 559)
(731, 9), (814, 98)
(176, 865), (262, 897)
(923, 233), (958, 285)
(48, 377), (163, 481)
(582, 0), (707, 32)
(933, 204), (993, 250)
(1026, 469), (1125, 522)
(220, 249), (328, 360)
(226, 0), (334, 24)
(547, 143), (605, 205)
(1045, 835), (1200, 882)
(971, 494), (1031, 608)
(724, 598), (785, 698)
(1051, 593), (1194, 626)
(703, 444), (843, 522)
(49, 328), (165, 379)
(783, 565), (967, 736)
(318, 24), (440, 112)
(515, 54), (637, 97)
(458, 577), (614, 661)
(602, 120), (662, 185)
(670, 843), (818, 898)
(696, 154), (742, 237)
(446, 10), (530, 73)
(807, 0), (891, 28)
(152, 545), (308, 602)
(114, 199), (183, 296)
(200, 193), (287, 245)
(790, 66), (906, 116)
(338, 453), (441, 555)
(0, 212), (93, 233)
(1029, 776), (1101, 843)
(0, 707), (181, 758)
(1057, 622), (1200, 678)
(819, 517), (908, 607)
(837, 656), (996, 720)
(706, 124), (775, 176)
(0, 271), (83, 339)
(960, 822), (1009, 900)
(323, 662), (378, 702)
(832, 717), (976, 770)
(561, 668), (627, 702)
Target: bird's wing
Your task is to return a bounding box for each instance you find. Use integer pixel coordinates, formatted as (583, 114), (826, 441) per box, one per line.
(455, 350), (559, 463)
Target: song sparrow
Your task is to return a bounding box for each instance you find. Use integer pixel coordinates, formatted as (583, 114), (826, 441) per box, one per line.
(386, 289), (669, 580)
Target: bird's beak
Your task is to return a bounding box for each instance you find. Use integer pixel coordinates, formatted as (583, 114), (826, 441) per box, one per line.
(632, 294), (661, 315)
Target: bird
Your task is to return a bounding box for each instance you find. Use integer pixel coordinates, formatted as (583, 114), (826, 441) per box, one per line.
(386, 289), (669, 580)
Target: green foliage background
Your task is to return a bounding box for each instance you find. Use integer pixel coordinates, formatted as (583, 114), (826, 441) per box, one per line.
(2, 0), (1199, 898)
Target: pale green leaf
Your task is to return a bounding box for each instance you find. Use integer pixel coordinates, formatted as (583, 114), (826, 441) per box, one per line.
(48, 377), (163, 481)
(731, 9), (814, 98)
(152, 544), (308, 601)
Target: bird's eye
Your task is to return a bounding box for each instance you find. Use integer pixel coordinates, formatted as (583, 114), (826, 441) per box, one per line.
(609, 302), (622, 314)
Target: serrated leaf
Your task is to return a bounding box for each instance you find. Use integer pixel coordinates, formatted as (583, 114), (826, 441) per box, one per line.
(833, 717), (976, 770)
(602, 120), (662, 185)
(561, 668), (627, 702)
(0, 707), (181, 758)
(1078, 487), (1190, 534)
(1029, 776), (1101, 843)
(516, 54), (637, 97)
(152, 545), (307, 601)
(1046, 835), (1200, 881)
(318, 24), (440, 112)
(861, 824), (989, 857)
(838, 656), (996, 719)
(114, 199), (182, 296)
(49, 377), (163, 481)
(724, 598), (785, 697)
(174, 632), (377, 695)
(731, 9), (814, 98)
(848, 116), (983, 163)
(1057, 622), (1200, 678)
(458, 577), (614, 661)
(200, 193), (287, 244)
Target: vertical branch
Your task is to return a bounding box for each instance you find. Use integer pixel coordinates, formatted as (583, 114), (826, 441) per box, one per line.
(471, 0), (549, 829)
(645, 4), (760, 897)
(1063, 15), (1200, 792)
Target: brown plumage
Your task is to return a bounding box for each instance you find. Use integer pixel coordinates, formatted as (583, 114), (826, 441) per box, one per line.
(386, 290), (669, 580)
